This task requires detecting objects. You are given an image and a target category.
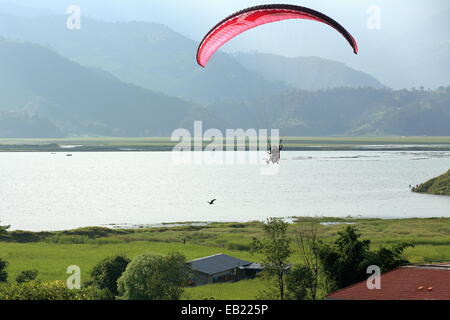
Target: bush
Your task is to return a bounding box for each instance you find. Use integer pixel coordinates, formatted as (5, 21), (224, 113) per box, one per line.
(61, 227), (127, 238)
(117, 252), (191, 300)
(7, 230), (46, 243)
(90, 255), (130, 299)
(0, 224), (10, 240)
(319, 226), (412, 291)
(44, 235), (91, 244)
(0, 258), (7, 283)
(16, 270), (38, 283)
(227, 242), (250, 251)
(286, 265), (314, 300)
(0, 281), (96, 300)
(45, 235), (124, 245)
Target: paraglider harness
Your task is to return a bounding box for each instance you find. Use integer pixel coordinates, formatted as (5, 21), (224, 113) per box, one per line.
(267, 138), (282, 164)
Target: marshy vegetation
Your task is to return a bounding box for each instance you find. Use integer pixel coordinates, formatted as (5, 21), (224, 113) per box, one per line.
(412, 170), (450, 196)
(0, 217), (449, 299)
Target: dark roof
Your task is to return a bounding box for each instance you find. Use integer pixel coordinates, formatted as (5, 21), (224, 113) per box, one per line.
(326, 265), (450, 300)
(189, 253), (252, 275)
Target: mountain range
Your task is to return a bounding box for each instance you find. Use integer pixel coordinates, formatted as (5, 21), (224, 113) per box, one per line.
(233, 52), (383, 91)
(0, 13), (387, 104)
(232, 87), (450, 136)
(0, 38), (222, 137)
(1, 1), (449, 89)
(0, 11), (448, 138)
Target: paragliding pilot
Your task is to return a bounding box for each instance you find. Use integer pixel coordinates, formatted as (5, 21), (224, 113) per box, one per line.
(196, 4), (358, 167)
(267, 137), (282, 164)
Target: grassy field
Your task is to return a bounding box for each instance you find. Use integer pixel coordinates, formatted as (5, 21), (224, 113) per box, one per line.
(1, 136), (449, 152)
(1, 218), (449, 299)
(185, 278), (267, 300)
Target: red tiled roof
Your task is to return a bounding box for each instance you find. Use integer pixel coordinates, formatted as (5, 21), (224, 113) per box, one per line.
(326, 266), (450, 300)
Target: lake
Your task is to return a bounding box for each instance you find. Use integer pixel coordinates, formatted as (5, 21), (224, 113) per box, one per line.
(0, 151), (449, 231)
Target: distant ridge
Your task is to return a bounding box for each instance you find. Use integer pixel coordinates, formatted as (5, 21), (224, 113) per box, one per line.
(0, 39), (221, 137)
(233, 52), (384, 91)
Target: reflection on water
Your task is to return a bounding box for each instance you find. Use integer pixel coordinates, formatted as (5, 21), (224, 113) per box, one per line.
(0, 151), (449, 231)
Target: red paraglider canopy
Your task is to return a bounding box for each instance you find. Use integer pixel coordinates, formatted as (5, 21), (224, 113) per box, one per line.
(197, 4), (358, 67)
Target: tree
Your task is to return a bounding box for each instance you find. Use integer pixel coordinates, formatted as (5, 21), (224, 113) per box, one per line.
(319, 226), (413, 292)
(16, 269), (38, 283)
(319, 226), (370, 291)
(0, 258), (8, 283)
(293, 219), (322, 300)
(0, 223), (10, 240)
(367, 242), (414, 272)
(117, 252), (191, 300)
(251, 218), (292, 300)
(90, 254), (130, 299)
(286, 265), (314, 300)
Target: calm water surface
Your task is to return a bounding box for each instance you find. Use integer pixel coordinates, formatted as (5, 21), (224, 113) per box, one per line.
(0, 151), (449, 231)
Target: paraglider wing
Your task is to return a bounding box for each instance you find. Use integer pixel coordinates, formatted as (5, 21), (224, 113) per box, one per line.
(197, 4), (358, 67)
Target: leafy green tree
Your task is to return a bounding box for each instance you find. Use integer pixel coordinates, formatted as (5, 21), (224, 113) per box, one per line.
(117, 252), (191, 300)
(251, 218), (292, 300)
(0, 258), (8, 283)
(286, 265), (314, 300)
(16, 269), (38, 283)
(90, 254), (130, 299)
(319, 226), (371, 291)
(367, 242), (414, 272)
(0, 223), (10, 240)
(319, 226), (413, 292)
(294, 220), (322, 300)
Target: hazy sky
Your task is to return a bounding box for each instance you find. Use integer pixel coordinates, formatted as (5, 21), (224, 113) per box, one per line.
(1, 1), (448, 57)
(1, 0), (449, 87)
(2, 0), (449, 39)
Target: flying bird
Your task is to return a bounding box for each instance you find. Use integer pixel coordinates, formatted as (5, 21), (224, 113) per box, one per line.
(207, 199), (217, 205)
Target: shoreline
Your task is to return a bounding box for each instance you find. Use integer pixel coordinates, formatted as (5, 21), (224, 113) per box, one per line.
(1, 137), (450, 152)
(1, 145), (450, 152)
(4, 216), (450, 233)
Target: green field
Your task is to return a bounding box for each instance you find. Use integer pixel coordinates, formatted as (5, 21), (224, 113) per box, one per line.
(1, 136), (450, 152)
(1, 218), (449, 300)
